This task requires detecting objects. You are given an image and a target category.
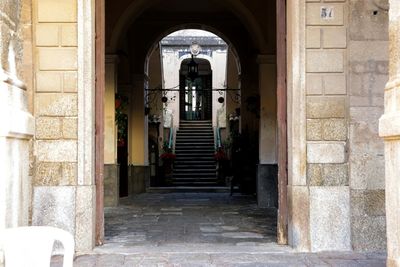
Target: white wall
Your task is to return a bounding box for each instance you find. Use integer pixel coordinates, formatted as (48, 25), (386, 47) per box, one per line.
(160, 32), (227, 128)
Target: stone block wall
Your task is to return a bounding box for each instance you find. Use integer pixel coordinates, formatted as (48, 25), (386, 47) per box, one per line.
(305, 0), (351, 252)
(33, 0), (78, 186)
(32, 0), (78, 194)
(31, 0), (96, 252)
(301, 0), (387, 252)
(348, 0), (387, 252)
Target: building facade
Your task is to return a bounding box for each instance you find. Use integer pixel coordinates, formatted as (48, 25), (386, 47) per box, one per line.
(1, 0), (400, 266)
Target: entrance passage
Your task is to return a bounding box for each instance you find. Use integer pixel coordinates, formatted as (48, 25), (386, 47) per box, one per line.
(100, 192), (278, 253)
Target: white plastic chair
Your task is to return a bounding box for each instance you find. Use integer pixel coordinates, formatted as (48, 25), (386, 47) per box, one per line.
(2, 226), (74, 267)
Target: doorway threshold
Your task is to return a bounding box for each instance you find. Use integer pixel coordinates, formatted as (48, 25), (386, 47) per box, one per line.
(92, 242), (292, 255)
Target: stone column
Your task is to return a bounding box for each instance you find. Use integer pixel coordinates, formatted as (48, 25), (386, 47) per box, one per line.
(0, 2), (34, 264)
(304, 1), (350, 252)
(104, 55), (119, 207)
(30, 0), (97, 252)
(379, 1), (400, 266)
(256, 55), (278, 208)
(128, 74), (149, 194)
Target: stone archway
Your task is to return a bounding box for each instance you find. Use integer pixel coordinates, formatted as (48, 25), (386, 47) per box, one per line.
(107, 0), (269, 54)
(90, 0), (287, 250)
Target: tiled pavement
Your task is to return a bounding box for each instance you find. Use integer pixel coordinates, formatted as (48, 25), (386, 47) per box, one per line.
(51, 192), (386, 266)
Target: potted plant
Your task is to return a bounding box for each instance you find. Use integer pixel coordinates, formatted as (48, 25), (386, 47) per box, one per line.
(115, 93), (129, 146)
(214, 147), (229, 184)
(160, 143), (176, 184)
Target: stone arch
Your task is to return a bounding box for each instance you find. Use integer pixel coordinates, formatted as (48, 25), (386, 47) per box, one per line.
(146, 29), (237, 129)
(108, 0), (268, 54)
(95, 0), (286, 248)
(144, 24), (241, 78)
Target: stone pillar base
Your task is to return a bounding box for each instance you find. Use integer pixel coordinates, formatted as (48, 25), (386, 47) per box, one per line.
(128, 165), (150, 195)
(104, 164), (120, 207)
(32, 185), (96, 252)
(257, 164), (278, 208)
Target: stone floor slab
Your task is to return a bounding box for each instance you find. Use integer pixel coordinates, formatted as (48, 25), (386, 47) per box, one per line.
(50, 192), (386, 266)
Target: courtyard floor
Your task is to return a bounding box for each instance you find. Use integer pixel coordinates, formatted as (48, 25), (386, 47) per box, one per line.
(51, 192), (386, 266)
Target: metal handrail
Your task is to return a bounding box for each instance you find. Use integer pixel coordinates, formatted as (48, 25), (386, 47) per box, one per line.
(215, 126), (222, 150)
(167, 115), (176, 153)
(168, 127), (177, 153)
(168, 128), (174, 149)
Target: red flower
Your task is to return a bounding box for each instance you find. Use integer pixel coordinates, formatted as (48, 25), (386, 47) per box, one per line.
(160, 152), (176, 160)
(117, 138), (125, 147)
(214, 149), (228, 161)
(115, 99), (122, 109)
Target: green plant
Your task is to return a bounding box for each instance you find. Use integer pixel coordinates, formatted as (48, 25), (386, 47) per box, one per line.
(115, 93), (129, 142)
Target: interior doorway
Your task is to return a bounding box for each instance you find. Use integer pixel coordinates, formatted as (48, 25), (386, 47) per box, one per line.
(179, 59), (212, 121)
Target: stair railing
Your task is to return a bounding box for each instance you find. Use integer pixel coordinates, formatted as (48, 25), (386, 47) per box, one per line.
(215, 126), (222, 150)
(168, 118), (176, 153)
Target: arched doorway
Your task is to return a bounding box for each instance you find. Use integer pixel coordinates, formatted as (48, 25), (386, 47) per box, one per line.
(179, 58), (212, 121)
(145, 29), (240, 187)
(96, 0), (286, 247)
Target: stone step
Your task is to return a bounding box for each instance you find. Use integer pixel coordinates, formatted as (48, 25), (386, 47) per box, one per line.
(174, 161), (216, 165)
(175, 144), (215, 148)
(175, 157), (214, 160)
(172, 177), (218, 182)
(175, 140), (214, 143)
(175, 140), (214, 144)
(172, 120), (217, 186)
(178, 128), (212, 131)
(174, 150), (214, 153)
(174, 154), (215, 158)
(175, 152), (214, 155)
(178, 126), (212, 129)
(174, 165), (216, 169)
(176, 137), (214, 140)
(174, 170), (216, 174)
(176, 131), (214, 135)
(175, 143), (214, 147)
(173, 174), (217, 178)
(178, 126), (212, 128)
(171, 181), (220, 186)
(175, 152), (214, 154)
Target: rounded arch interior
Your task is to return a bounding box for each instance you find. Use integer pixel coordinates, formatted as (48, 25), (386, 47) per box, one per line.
(144, 24), (242, 78)
(102, 0), (280, 243)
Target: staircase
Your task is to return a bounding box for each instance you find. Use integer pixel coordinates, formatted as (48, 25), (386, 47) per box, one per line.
(172, 120), (218, 186)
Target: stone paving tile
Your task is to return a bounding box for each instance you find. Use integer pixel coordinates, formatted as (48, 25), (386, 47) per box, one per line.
(322, 259), (360, 266)
(52, 192), (386, 266)
(51, 252), (386, 267)
(103, 193), (278, 247)
(355, 259), (386, 267)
